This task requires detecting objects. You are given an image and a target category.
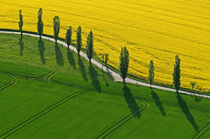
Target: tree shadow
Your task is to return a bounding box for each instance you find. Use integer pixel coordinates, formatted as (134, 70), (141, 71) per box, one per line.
(78, 56), (88, 81)
(195, 96), (202, 102)
(19, 36), (24, 56)
(151, 90), (166, 116)
(123, 84), (140, 118)
(103, 68), (114, 81)
(67, 49), (76, 70)
(89, 64), (101, 93)
(102, 73), (110, 87)
(176, 94), (199, 132)
(38, 40), (46, 65)
(55, 44), (64, 66)
(101, 70), (114, 87)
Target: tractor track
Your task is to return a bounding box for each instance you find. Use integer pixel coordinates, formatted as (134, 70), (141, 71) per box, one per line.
(96, 97), (149, 139)
(192, 122), (210, 139)
(0, 72), (17, 91)
(0, 91), (83, 138)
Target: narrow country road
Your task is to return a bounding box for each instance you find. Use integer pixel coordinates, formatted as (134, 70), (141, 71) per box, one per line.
(0, 31), (209, 99)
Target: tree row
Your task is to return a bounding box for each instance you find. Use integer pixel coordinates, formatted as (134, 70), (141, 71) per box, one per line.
(18, 9), (181, 93)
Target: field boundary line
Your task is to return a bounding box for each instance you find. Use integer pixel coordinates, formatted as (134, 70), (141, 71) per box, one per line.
(192, 122), (210, 139)
(0, 31), (209, 99)
(50, 78), (95, 91)
(96, 97), (148, 139)
(43, 71), (56, 81)
(0, 72), (17, 91)
(0, 70), (97, 93)
(0, 68), (50, 80)
(0, 91), (83, 138)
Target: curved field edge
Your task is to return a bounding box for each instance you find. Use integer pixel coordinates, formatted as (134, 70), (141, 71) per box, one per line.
(96, 97), (148, 138)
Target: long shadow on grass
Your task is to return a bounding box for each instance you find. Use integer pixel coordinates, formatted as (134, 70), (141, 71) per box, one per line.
(176, 94), (199, 132)
(38, 40), (46, 65)
(78, 56), (88, 81)
(101, 66), (114, 87)
(195, 96), (202, 102)
(123, 84), (140, 118)
(67, 48), (76, 69)
(102, 70), (114, 87)
(89, 64), (101, 93)
(19, 36), (24, 56)
(55, 44), (64, 66)
(105, 71), (114, 82)
(151, 90), (166, 116)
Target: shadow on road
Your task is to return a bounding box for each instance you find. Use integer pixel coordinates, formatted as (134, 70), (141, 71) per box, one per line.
(151, 90), (166, 116)
(176, 94), (199, 132)
(55, 44), (64, 66)
(38, 40), (46, 65)
(67, 49), (76, 69)
(123, 84), (140, 118)
(78, 56), (88, 81)
(89, 64), (101, 93)
(19, 36), (24, 56)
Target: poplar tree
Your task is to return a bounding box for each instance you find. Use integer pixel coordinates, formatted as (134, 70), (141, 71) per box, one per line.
(37, 8), (44, 40)
(148, 60), (154, 88)
(76, 26), (82, 55)
(19, 10), (23, 36)
(119, 46), (129, 83)
(86, 31), (94, 63)
(53, 16), (60, 44)
(66, 26), (72, 49)
(101, 54), (109, 69)
(104, 54), (109, 66)
(173, 55), (181, 93)
(190, 82), (196, 92)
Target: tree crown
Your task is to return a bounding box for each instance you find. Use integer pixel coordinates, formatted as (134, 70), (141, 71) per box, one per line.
(119, 46), (129, 81)
(66, 26), (72, 46)
(53, 16), (60, 42)
(173, 55), (181, 91)
(76, 26), (82, 53)
(86, 30), (94, 61)
(148, 60), (154, 85)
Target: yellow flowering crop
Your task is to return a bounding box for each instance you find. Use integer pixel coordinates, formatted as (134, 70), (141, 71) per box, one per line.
(0, 0), (210, 92)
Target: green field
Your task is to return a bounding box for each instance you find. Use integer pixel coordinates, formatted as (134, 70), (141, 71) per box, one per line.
(0, 73), (12, 88)
(0, 33), (209, 138)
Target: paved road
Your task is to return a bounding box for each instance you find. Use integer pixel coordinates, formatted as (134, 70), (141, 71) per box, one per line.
(0, 31), (209, 99)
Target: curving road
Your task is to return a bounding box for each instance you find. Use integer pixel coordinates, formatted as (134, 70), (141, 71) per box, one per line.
(0, 31), (209, 99)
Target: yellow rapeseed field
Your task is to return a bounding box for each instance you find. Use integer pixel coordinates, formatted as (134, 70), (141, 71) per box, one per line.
(1, 0), (210, 92)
